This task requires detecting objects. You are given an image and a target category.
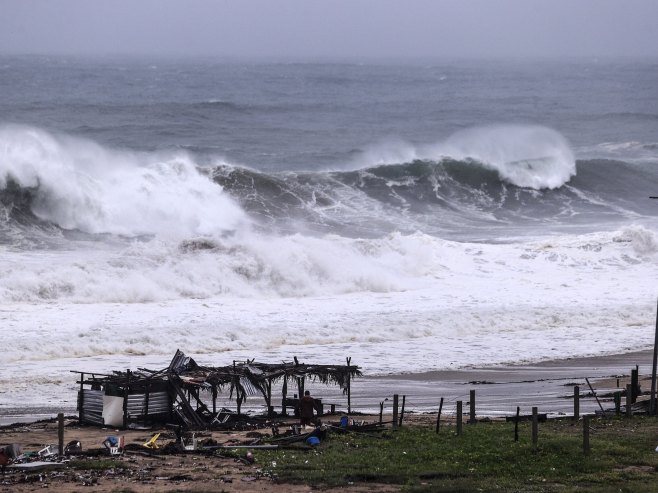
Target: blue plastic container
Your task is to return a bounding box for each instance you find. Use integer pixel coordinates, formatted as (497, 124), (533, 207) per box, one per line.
(306, 436), (320, 446)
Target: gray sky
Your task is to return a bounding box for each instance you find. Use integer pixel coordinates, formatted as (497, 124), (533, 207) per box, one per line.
(1, 0), (657, 60)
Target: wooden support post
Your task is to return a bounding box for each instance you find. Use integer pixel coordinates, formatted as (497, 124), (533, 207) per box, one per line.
(456, 401), (463, 435)
(58, 413), (64, 456)
(78, 372), (85, 423)
(532, 407), (538, 450)
(212, 386), (217, 415)
(399, 395), (406, 427)
(583, 415), (590, 455)
(379, 402), (384, 424)
(346, 357), (352, 414)
(631, 367), (639, 403)
(573, 385), (580, 421)
(436, 397), (444, 434)
(281, 378), (288, 416)
(123, 369), (131, 429)
(626, 384), (632, 418)
(266, 380), (273, 418)
(614, 392), (621, 416)
(649, 298), (658, 416)
(392, 394), (399, 429)
(469, 389), (476, 424)
(514, 406), (520, 442)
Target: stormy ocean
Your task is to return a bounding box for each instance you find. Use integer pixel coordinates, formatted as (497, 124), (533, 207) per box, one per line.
(1, 56), (658, 415)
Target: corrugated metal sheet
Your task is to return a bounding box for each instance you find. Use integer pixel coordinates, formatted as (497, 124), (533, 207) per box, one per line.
(79, 389), (104, 425)
(127, 391), (170, 416)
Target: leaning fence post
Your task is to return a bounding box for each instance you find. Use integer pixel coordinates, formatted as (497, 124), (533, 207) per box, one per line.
(469, 389), (476, 424)
(392, 394), (399, 429)
(399, 395), (406, 427)
(379, 401), (384, 424)
(583, 415), (590, 455)
(531, 407), (538, 450)
(573, 385), (580, 421)
(456, 401), (463, 435)
(436, 397), (444, 434)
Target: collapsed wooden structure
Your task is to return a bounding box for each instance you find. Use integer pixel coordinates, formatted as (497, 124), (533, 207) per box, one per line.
(74, 350), (361, 429)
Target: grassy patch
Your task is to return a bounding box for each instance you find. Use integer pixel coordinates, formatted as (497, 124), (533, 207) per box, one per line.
(68, 458), (123, 470)
(258, 416), (658, 492)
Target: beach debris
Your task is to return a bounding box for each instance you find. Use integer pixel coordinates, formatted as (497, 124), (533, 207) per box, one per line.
(37, 444), (57, 458)
(102, 435), (124, 455)
(9, 461), (65, 472)
(0, 448), (8, 475)
(143, 433), (161, 449)
(2, 444), (22, 459)
(181, 432), (198, 451)
(306, 436), (320, 446)
(64, 440), (82, 455)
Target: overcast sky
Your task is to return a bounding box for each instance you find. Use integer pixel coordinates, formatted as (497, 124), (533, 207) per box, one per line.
(1, 0), (657, 60)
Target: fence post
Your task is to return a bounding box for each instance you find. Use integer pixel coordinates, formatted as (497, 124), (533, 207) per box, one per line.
(392, 394), (399, 429)
(514, 406), (520, 442)
(583, 415), (590, 455)
(436, 397), (444, 434)
(399, 395), (406, 427)
(58, 413), (64, 456)
(531, 407), (538, 451)
(573, 385), (580, 421)
(469, 389), (476, 424)
(456, 401), (463, 436)
(631, 367), (639, 403)
(379, 401), (384, 424)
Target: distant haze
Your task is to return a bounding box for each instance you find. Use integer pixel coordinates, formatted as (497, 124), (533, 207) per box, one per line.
(1, 0), (657, 60)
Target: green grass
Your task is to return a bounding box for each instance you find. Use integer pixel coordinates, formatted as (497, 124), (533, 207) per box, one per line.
(68, 458), (123, 470)
(257, 416), (658, 492)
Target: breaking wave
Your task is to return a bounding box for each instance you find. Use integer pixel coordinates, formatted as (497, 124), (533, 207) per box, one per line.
(353, 124), (576, 189)
(1, 124), (657, 245)
(0, 125), (246, 238)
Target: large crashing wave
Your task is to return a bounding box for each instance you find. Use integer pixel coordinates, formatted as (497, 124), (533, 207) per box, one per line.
(0, 125), (246, 237)
(354, 124), (576, 189)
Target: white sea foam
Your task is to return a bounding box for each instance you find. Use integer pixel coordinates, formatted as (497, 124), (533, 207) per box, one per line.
(0, 125), (247, 236)
(1, 226), (656, 382)
(355, 124), (576, 189)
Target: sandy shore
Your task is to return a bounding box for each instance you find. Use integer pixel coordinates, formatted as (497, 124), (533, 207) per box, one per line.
(2, 349), (655, 425)
(360, 349), (656, 416)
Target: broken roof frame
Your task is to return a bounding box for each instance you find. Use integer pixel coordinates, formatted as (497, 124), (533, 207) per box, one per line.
(73, 350), (361, 430)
